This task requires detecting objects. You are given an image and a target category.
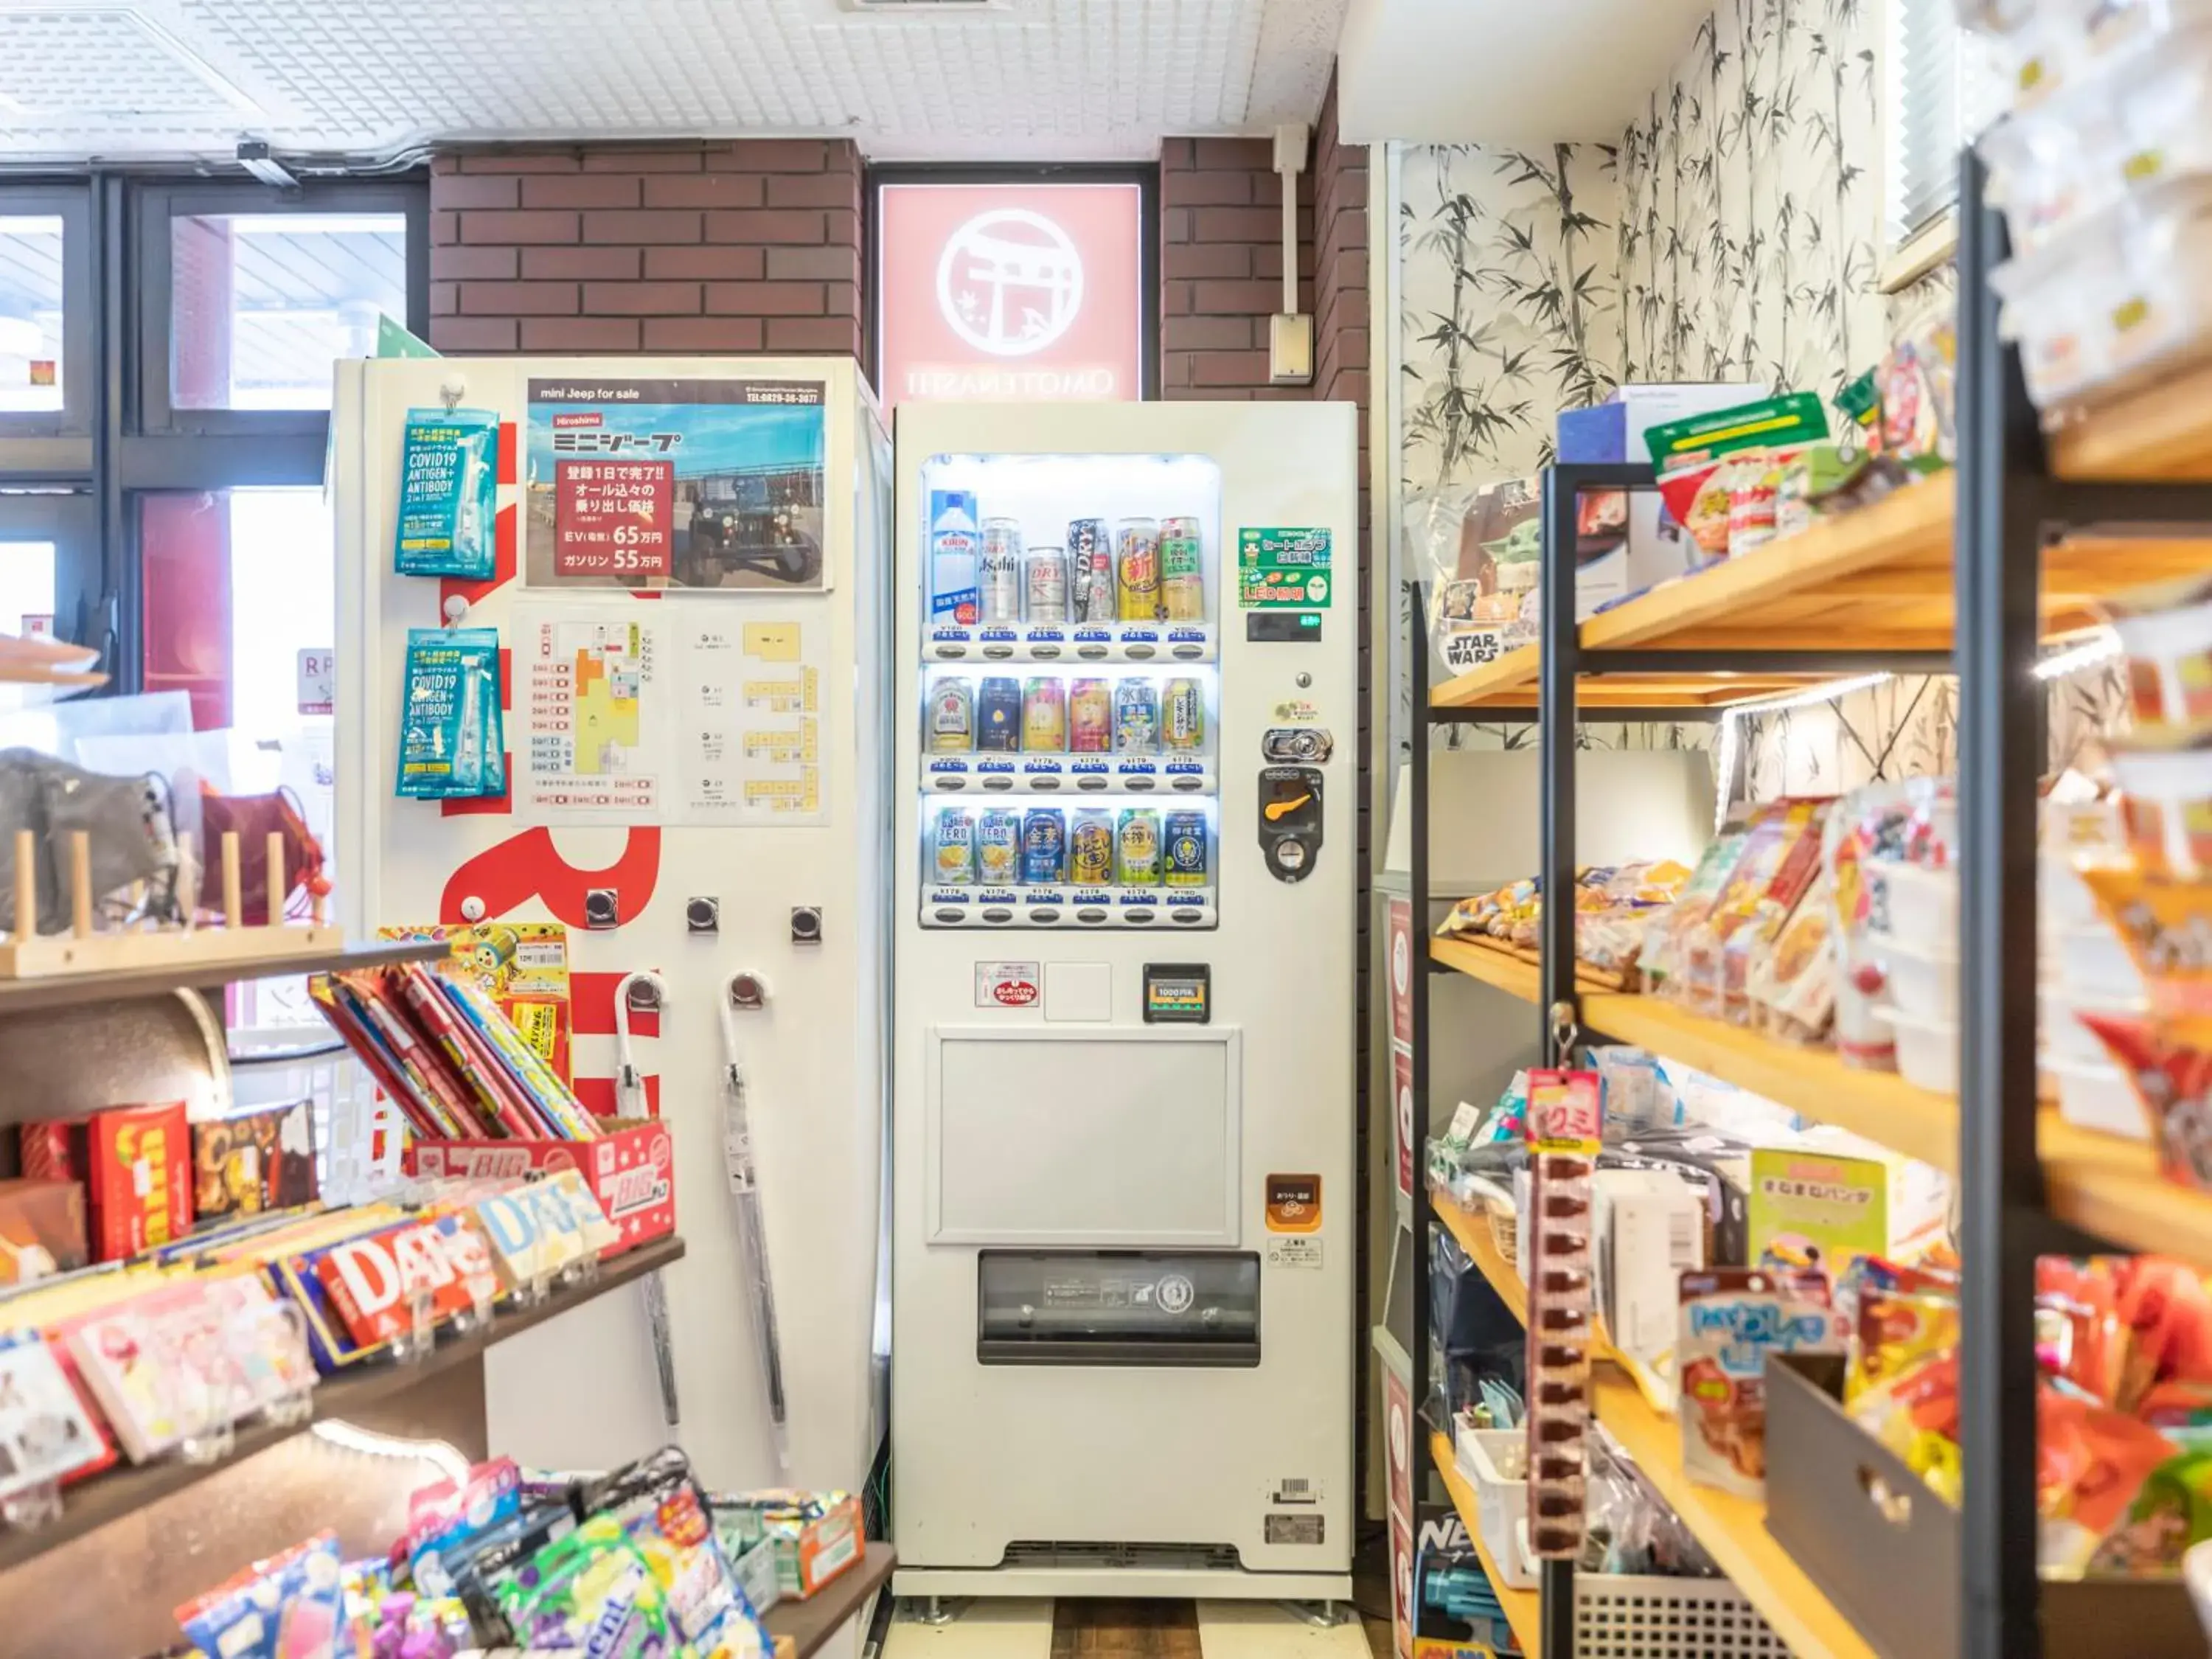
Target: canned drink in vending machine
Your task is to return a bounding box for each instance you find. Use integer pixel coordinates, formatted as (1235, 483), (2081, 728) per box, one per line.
(934, 809), (975, 885)
(976, 809), (1021, 886)
(1164, 810), (1209, 887)
(928, 678), (973, 753)
(1068, 810), (1115, 886)
(980, 519), (1024, 624)
(1067, 678), (1112, 753)
(1161, 517), (1204, 621)
(1021, 677), (1065, 751)
(1068, 519), (1113, 623)
(1113, 679), (1159, 754)
(975, 677), (1023, 751)
(1162, 678), (1205, 751)
(1116, 807), (1161, 886)
(1024, 546), (1069, 623)
(1020, 807), (1065, 884)
(1116, 518), (1161, 621)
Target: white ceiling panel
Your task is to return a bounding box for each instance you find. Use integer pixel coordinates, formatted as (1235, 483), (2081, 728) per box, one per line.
(0, 0), (1349, 164)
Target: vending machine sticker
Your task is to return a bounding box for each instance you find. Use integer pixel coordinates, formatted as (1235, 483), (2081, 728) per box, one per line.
(524, 378), (828, 592)
(974, 961), (1042, 1008)
(1266, 1236), (1324, 1271)
(1264, 1172), (1322, 1234)
(1237, 527), (1332, 609)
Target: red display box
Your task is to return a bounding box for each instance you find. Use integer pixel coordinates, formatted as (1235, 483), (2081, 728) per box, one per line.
(405, 1118), (674, 1253)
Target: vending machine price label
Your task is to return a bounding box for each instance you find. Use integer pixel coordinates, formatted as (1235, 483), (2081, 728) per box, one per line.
(554, 459), (674, 578)
(1237, 527), (1332, 608)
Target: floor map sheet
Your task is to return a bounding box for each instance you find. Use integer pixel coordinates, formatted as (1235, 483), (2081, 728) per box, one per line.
(677, 613), (827, 825)
(512, 604), (673, 823)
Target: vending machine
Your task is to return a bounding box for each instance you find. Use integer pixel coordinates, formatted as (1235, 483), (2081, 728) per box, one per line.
(890, 401), (1358, 1601)
(330, 358), (891, 1593)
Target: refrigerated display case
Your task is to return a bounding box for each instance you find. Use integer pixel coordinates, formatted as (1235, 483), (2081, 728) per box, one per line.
(890, 401), (1358, 1601)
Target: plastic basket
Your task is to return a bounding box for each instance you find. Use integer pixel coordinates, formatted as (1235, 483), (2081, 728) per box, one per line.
(1488, 1207), (1519, 1269)
(1455, 1425), (1532, 1591)
(1573, 1573), (1790, 1658)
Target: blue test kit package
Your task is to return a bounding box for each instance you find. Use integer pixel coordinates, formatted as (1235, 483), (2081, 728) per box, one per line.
(394, 408), (500, 579)
(396, 627), (505, 799)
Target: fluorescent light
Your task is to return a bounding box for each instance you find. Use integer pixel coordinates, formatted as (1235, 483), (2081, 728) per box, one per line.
(1711, 673), (1896, 829)
(310, 1419), (469, 1485)
(2033, 629), (2121, 681)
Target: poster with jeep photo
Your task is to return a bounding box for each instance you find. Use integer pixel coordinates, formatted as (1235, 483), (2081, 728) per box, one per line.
(524, 378), (829, 591)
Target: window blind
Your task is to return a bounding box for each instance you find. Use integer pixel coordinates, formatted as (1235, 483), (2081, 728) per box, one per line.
(1891, 0), (2006, 243)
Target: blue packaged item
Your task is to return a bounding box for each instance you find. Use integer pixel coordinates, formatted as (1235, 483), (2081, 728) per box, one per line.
(396, 627), (505, 799)
(928, 489), (981, 623)
(395, 408), (500, 579)
(178, 1530), (347, 1659)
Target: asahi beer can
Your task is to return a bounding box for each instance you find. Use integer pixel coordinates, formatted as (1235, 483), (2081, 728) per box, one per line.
(1113, 678), (1159, 754)
(1024, 546), (1069, 623)
(933, 809), (975, 885)
(976, 809), (1021, 886)
(1020, 807), (1066, 884)
(980, 518), (1024, 624)
(1161, 516), (1205, 621)
(1116, 807), (1161, 886)
(1162, 677), (1205, 751)
(1116, 518), (1161, 621)
(927, 678), (973, 753)
(1164, 810), (1209, 887)
(1068, 518), (1114, 623)
(1021, 676), (1066, 752)
(976, 677), (1022, 752)
(1067, 678), (1112, 753)
(1068, 809), (1115, 886)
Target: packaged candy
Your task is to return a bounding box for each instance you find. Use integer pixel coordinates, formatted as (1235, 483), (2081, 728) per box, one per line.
(2041, 1387), (2185, 1575)
(394, 408), (500, 580)
(492, 1514), (687, 1657)
(589, 1447), (771, 1658)
(403, 1458), (523, 1597)
(178, 1531), (347, 1659)
(1678, 1267), (1845, 1498)
(396, 627), (506, 801)
(0, 1330), (106, 1496)
(1644, 392), (1830, 559)
(2087, 1448), (2212, 1576)
(2083, 1011), (2212, 1189)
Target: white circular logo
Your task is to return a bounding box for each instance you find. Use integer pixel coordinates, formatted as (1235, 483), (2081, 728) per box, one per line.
(1391, 928), (1411, 998)
(937, 209), (1085, 358)
(1156, 1273), (1195, 1316)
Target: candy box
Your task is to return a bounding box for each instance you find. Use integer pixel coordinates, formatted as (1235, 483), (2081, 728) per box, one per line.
(0, 1332), (106, 1497)
(313, 1211), (499, 1352)
(21, 1101), (193, 1260)
(1679, 1267), (1845, 1499)
(192, 1100), (318, 1223)
(408, 1118), (674, 1254)
(709, 1490), (863, 1600)
(471, 1173), (620, 1296)
(0, 1177), (88, 1284)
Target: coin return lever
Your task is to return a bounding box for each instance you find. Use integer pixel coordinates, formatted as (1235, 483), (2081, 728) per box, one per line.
(1257, 765), (1324, 883)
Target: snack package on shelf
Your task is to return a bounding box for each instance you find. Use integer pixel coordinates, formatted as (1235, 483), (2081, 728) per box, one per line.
(1825, 776), (1959, 1077)
(21, 1099), (195, 1261)
(587, 1447), (773, 1658)
(379, 922), (575, 1085)
(709, 1489), (864, 1601)
(1679, 1266), (1846, 1498)
(1410, 476), (1540, 672)
(1436, 861), (1690, 987)
(1643, 393), (1831, 565)
(192, 1100), (318, 1224)
(1677, 797), (1834, 1026)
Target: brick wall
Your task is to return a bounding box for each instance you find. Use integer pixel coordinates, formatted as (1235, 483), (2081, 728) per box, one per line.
(427, 142), (863, 358)
(1160, 137), (1315, 399)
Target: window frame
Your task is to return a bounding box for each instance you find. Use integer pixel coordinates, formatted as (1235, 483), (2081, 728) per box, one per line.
(0, 180), (97, 451)
(863, 161), (1163, 402)
(132, 177), (429, 439)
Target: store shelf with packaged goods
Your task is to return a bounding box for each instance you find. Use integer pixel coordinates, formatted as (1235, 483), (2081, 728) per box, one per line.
(1429, 936), (1630, 1002)
(1429, 1429), (1541, 1655)
(1431, 1184), (1528, 1326)
(765, 1542), (897, 1659)
(0, 1235), (687, 1574)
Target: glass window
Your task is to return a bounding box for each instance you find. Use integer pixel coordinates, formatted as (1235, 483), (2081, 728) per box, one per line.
(0, 215), (65, 414)
(170, 213), (407, 411)
(0, 538), (56, 637)
(141, 487), (334, 736)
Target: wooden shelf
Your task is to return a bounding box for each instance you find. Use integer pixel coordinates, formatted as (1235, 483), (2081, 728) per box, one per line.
(0, 1234), (687, 1573)
(766, 1541), (896, 1659)
(1430, 937), (1629, 1001)
(0, 938), (445, 1016)
(1429, 1430), (1541, 1653)
(2047, 357), (2212, 479)
(2040, 1119), (2212, 1266)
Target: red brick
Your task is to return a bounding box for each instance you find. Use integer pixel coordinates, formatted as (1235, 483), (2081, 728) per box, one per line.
(431, 245), (517, 282)
(522, 246), (641, 281)
(765, 246), (855, 281)
(1193, 206), (1287, 243)
(1191, 349), (1270, 387)
(428, 317), (518, 352)
(645, 246), (766, 281)
(583, 281), (703, 316)
(825, 280), (860, 322)
(1191, 137), (1271, 170)
(584, 148), (703, 173)
(1162, 280), (1196, 316)
(1165, 168), (1256, 207)
(430, 210), (458, 246)
(432, 174), (520, 210)
(521, 316), (641, 351)
(459, 210), (578, 245)
(523, 174), (644, 209)
(432, 156), (462, 175)
(1165, 242), (1252, 281)
(1164, 315), (1256, 352)
(705, 281), (824, 316)
(1161, 138), (1197, 168)
(643, 173), (768, 209)
(456, 151), (582, 174)
(765, 317), (859, 352)
(728, 139), (827, 171)
(642, 316), (765, 351)
(430, 282), (457, 316)
(706, 209), (827, 245)
(1192, 279), (1284, 315)
(1320, 206), (1368, 262)
(459, 282), (580, 316)
(1322, 246), (1364, 297)
(1161, 207), (1194, 244)
(582, 209), (703, 243)
(825, 208), (860, 247)
(764, 173), (860, 209)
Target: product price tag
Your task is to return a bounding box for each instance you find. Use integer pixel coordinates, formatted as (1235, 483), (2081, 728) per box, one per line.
(554, 459), (673, 579)
(1526, 1068), (1601, 1155)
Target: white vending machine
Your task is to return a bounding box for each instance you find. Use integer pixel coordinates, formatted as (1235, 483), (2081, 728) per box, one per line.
(890, 401), (1357, 1602)
(330, 359), (891, 1613)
